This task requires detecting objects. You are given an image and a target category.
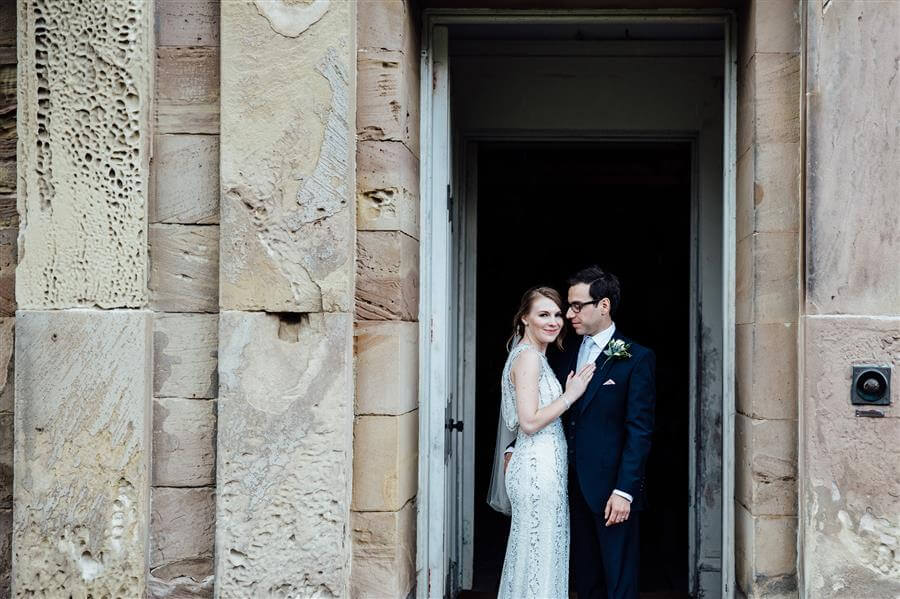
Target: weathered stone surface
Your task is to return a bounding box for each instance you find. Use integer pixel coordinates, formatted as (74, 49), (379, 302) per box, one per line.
(802, 315), (900, 597)
(357, 50), (418, 151)
(13, 310), (151, 596)
(754, 53), (800, 146)
(149, 558), (214, 599)
(151, 487), (215, 568)
(357, 140), (419, 238)
(149, 224), (219, 312)
(0, 316), (12, 414)
(735, 414), (796, 517)
(152, 135), (219, 225)
(351, 500), (415, 598)
(355, 320), (417, 416)
(156, 47), (220, 135)
(0, 508), (9, 597)
(0, 228), (14, 316)
(216, 310), (353, 596)
(735, 232), (799, 326)
(220, 1), (356, 313)
(736, 56), (755, 160)
(736, 322), (798, 420)
(152, 398), (216, 487)
(735, 234), (753, 326)
(0, 411), (9, 506)
(806, 0), (900, 316)
(736, 503), (798, 599)
(352, 411), (417, 512)
(357, 0), (409, 53)
(156, 0), (220, 47)
(356, 231), (418, 321)
(17, 0), (152, 309)
(154, 313), (218, 399)
(741, 0), (800, 62)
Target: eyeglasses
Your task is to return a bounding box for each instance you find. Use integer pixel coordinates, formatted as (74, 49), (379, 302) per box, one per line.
(567, 299), (601, 314)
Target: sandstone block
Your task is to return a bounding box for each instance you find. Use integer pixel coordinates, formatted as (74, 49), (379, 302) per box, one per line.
(735, 414), (797, 517)
(358, 50), (414, 147)
(357, 140), (419, 238)
(351, 500), (416, 598)
(220, 1), (356, 313)
(746, 0), (800, 56)
(802, 315), (900, 596)
(0, 228), (14, 316)
(357, 0), (409, 52)
(352, 411), (418, 511)
(152, 135), (219, 225)
(736, 56), (756, 159)
(149, 224), (219, 312)
(0, 316), (12, 414)
(152, 398), (216, 487)
(356, 231), (419, 321)
(806, 1), (900, 317)
(736, 146), (753, 243)
(17, 0), (152, 309)
(216, 310), (353, 596)
(13, 309), (152, 596)
(736, 322), (798, 420)
(736, 503), (798, 599)
(154, 313), (218, 398)
(156, 0), (220, 47)
(0, 507), (9, 597)
(355, 320), (418, 416)
(736, 234), (753, 326)
(753, 232), (799, 324)
(753, 142), (800, 234)
(0, 412), (9, 507)
(754, 53), (800, 146)
(151, 487), (215, 568)
(149, 558), (214, 599)
(156, 47), (220, 135)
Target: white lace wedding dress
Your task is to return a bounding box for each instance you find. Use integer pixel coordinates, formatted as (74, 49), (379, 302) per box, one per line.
(498, 343), (570, 599)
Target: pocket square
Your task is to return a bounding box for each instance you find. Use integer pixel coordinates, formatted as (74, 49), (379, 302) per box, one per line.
(603, 379), (616, 386)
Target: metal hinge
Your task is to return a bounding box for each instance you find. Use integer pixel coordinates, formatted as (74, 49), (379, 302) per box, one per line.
(446, 418), (464, 432)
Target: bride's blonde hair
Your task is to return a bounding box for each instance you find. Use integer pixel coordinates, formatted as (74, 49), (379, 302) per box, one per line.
(507, 286), (567, 352)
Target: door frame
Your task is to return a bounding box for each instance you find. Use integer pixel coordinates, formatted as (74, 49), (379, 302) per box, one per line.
(418, 10), (738, 598)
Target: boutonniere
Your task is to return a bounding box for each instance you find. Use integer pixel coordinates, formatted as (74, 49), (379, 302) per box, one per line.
(602, 339), (632, 368)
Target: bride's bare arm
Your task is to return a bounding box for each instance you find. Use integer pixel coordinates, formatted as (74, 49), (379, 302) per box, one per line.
(511, 351), (595, 435)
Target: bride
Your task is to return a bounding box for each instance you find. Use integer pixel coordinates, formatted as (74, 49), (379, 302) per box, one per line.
(489, 286), (596, 598)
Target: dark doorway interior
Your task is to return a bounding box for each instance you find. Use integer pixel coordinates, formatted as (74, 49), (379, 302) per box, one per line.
(469, 142), (692, 597)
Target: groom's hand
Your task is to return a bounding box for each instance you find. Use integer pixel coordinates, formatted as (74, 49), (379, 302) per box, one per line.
(604, 494), (631, 527)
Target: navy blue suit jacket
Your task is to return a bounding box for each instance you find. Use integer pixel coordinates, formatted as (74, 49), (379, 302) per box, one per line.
(552, 330), (656, 514)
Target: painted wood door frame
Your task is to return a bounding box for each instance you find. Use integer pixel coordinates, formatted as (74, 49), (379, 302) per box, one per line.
(418, 10), (738, 599)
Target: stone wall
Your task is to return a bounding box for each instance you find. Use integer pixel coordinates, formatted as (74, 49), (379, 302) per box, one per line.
(12, 0), (154, 596)
(148, 1), (220, 597)
(352, 2), (420, 597)
(0, 3), (14, 594)
(802, 1), (900, 597)
(216, 1), (357, 596)
(734, 1), (802, 597)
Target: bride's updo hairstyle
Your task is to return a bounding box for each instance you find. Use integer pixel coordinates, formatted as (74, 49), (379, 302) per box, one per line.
(507, 286), (567, 351)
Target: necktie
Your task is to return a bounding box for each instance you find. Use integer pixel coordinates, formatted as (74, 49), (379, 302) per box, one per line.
(576, 336), (595, 371)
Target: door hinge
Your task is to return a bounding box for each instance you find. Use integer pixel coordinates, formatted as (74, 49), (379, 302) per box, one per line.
(446, 418), (464, 432)
(447, 183), (454, 220)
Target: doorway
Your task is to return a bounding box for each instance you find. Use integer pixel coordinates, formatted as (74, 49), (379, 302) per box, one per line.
(419, 12), (737, 599)
(470, 142), (693, 595)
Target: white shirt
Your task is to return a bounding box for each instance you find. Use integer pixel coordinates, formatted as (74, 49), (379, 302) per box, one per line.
(577, 322), (633, 504)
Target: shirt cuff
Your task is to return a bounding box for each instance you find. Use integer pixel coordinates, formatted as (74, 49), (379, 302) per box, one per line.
(612, 489), (633, 503)
(504, 448), (514, 455)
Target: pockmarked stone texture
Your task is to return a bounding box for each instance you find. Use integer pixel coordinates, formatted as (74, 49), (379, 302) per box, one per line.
(16, 0), (152, 308)
(806, 0), (900, 315)
(803, 315), (900, 597)
(220, 0), (356, 313)
(152, 398), (216, 487)
(153, 313), (218, 399)
(13, 310), (152, 596)
(351, 500), (416, 598)
(216, 310), (353, 596)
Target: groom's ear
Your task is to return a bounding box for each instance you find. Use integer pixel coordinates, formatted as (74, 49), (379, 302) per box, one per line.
(599, 297), (611, 312)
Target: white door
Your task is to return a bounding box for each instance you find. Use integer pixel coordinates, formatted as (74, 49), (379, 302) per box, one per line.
(417, 25), (458, 598)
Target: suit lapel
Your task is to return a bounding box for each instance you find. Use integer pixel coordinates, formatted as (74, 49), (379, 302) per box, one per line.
(577, 330), (625, 416)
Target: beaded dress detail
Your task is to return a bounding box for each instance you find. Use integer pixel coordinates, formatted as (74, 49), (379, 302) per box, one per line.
(498, 344), (569, 599)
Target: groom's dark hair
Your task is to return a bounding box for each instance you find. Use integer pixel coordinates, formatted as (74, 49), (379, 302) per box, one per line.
(568, 266), (621, 317)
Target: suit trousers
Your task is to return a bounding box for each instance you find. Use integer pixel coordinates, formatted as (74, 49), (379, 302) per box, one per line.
(569, 466), (640, 599)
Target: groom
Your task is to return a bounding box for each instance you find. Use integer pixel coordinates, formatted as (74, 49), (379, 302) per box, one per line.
(556, 266), (655, 599)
